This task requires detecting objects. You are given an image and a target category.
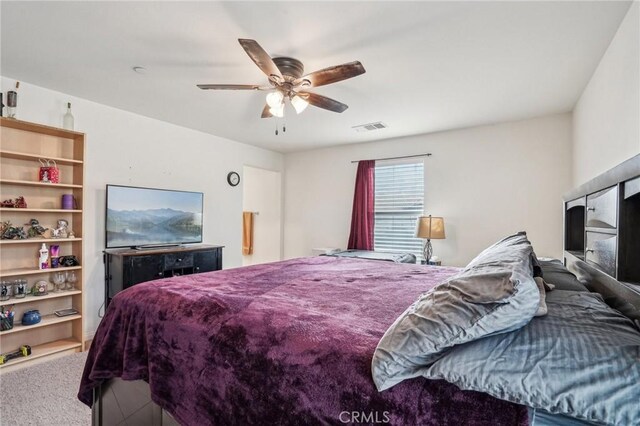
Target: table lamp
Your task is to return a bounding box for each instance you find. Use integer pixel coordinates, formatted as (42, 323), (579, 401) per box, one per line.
(415, 215), (445, 263)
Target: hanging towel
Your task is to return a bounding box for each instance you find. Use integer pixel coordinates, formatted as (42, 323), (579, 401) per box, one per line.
(242, 211), (254, 255)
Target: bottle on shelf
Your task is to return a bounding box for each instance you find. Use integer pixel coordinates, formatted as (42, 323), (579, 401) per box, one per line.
(38, 243), (49, 270)
(63, 102), (74, 130)
(6, 90), (17, 119)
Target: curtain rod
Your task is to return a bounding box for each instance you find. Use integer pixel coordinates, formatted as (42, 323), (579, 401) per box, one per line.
(350, 153), (432, 163)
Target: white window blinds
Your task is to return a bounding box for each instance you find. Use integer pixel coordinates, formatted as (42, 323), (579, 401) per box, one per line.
(374, 161), (425, 258)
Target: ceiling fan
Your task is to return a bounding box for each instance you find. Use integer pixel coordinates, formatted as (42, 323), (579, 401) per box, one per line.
(197, 39), (366, 119)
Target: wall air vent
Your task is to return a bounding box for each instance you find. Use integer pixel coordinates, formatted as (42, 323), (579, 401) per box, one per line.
(352, 122), (388, 132)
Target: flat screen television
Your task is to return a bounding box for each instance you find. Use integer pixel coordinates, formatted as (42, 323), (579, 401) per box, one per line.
(106, 185), (203, 249)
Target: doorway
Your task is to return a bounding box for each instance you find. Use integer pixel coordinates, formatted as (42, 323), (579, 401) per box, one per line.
(242, 166), (282, 266)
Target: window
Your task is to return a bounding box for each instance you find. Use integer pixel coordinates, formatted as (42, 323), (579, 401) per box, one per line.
(374, 161), (425, 259)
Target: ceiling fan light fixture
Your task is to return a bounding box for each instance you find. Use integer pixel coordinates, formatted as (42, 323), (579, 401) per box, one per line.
(266, 91), (284, 109)
(291, 95), (309, 114)
(197, 39), (366, 121)
(269, 103), (285, 118)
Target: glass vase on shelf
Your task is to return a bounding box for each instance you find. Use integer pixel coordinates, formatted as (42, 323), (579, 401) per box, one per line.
(65, 271), (77, 291)
(63, 102), (74, 130)
(53, 272), (66, 292)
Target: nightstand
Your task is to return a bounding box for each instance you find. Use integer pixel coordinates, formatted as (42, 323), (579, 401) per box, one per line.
(421, 260), (442, 266)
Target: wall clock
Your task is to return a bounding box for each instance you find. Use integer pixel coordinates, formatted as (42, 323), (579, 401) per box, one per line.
(227, 171), (240, 187)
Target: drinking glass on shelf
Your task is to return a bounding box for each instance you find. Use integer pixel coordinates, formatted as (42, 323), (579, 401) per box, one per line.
(53, 272), (66, 292)
(66, 271), (77, 291)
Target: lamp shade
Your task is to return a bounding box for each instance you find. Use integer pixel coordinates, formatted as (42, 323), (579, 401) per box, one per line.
(269, 103), (285, 118)
(266, 91), (284, 108)
(415, 216), (445, 239)
(291, 94), (309, 114)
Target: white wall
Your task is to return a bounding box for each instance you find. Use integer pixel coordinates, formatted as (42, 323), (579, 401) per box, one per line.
(284, 114), (572, 267)
(0, 77), (283, 338)
(242, 166), (282, 266)
(573, 2), (639, 186)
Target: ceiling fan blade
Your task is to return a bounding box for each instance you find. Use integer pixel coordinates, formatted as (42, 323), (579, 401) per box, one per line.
(295, 61), (365, 87)
(261, 104), (273, 118)
(299, 92), (349, 113)
(197, 84), (262, 90)
(238, 39), (283, 82)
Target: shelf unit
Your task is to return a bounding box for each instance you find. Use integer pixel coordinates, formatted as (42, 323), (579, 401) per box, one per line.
(0, 117), (85, 372)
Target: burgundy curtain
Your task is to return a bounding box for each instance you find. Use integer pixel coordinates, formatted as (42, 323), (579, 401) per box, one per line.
(347, 160), (375, 250)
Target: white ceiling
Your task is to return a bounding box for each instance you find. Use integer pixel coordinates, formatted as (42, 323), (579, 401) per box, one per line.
(0, 1), (632, 153)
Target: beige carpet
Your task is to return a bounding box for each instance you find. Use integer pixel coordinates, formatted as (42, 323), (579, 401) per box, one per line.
(0, 351), (91, 425)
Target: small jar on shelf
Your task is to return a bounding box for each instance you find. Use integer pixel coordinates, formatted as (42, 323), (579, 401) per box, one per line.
(0, 281), (11, 301)
(13, 279), (28, 298)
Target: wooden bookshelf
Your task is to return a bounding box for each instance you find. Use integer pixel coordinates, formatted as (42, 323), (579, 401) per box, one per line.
(0, 117), (85, 372)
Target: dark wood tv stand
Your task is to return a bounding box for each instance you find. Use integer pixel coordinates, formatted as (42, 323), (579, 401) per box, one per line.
(103, 244), (224, 307)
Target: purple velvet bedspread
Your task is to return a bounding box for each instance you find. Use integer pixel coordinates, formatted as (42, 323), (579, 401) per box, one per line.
(79, 256), (529, 426)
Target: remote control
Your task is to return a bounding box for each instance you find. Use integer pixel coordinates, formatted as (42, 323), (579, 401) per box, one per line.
(54, 308), (78, 317)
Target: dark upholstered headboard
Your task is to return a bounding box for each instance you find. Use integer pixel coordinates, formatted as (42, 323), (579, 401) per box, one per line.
(563, 154), (640, 323)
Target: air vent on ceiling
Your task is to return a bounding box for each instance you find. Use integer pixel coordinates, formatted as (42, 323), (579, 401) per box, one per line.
(352, 122), (388, 132)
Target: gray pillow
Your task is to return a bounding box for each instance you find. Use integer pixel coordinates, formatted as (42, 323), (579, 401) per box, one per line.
(372, 232), (540, 391)
(539, 259), (588, 292)
(422, 290), (640, 426)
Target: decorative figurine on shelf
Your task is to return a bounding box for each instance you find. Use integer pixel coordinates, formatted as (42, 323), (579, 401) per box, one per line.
(0, 196), (27, 208)
(26, 219), (48, 238)
(51, 219), (69, 239)
(15, 196), (27, 208)
(0, 221), (27, 240)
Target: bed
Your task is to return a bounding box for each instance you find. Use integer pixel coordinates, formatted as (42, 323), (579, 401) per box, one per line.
(80, 157), (640, 426)
(80, 253), (640, 426)
(79, 257), (528, 425)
